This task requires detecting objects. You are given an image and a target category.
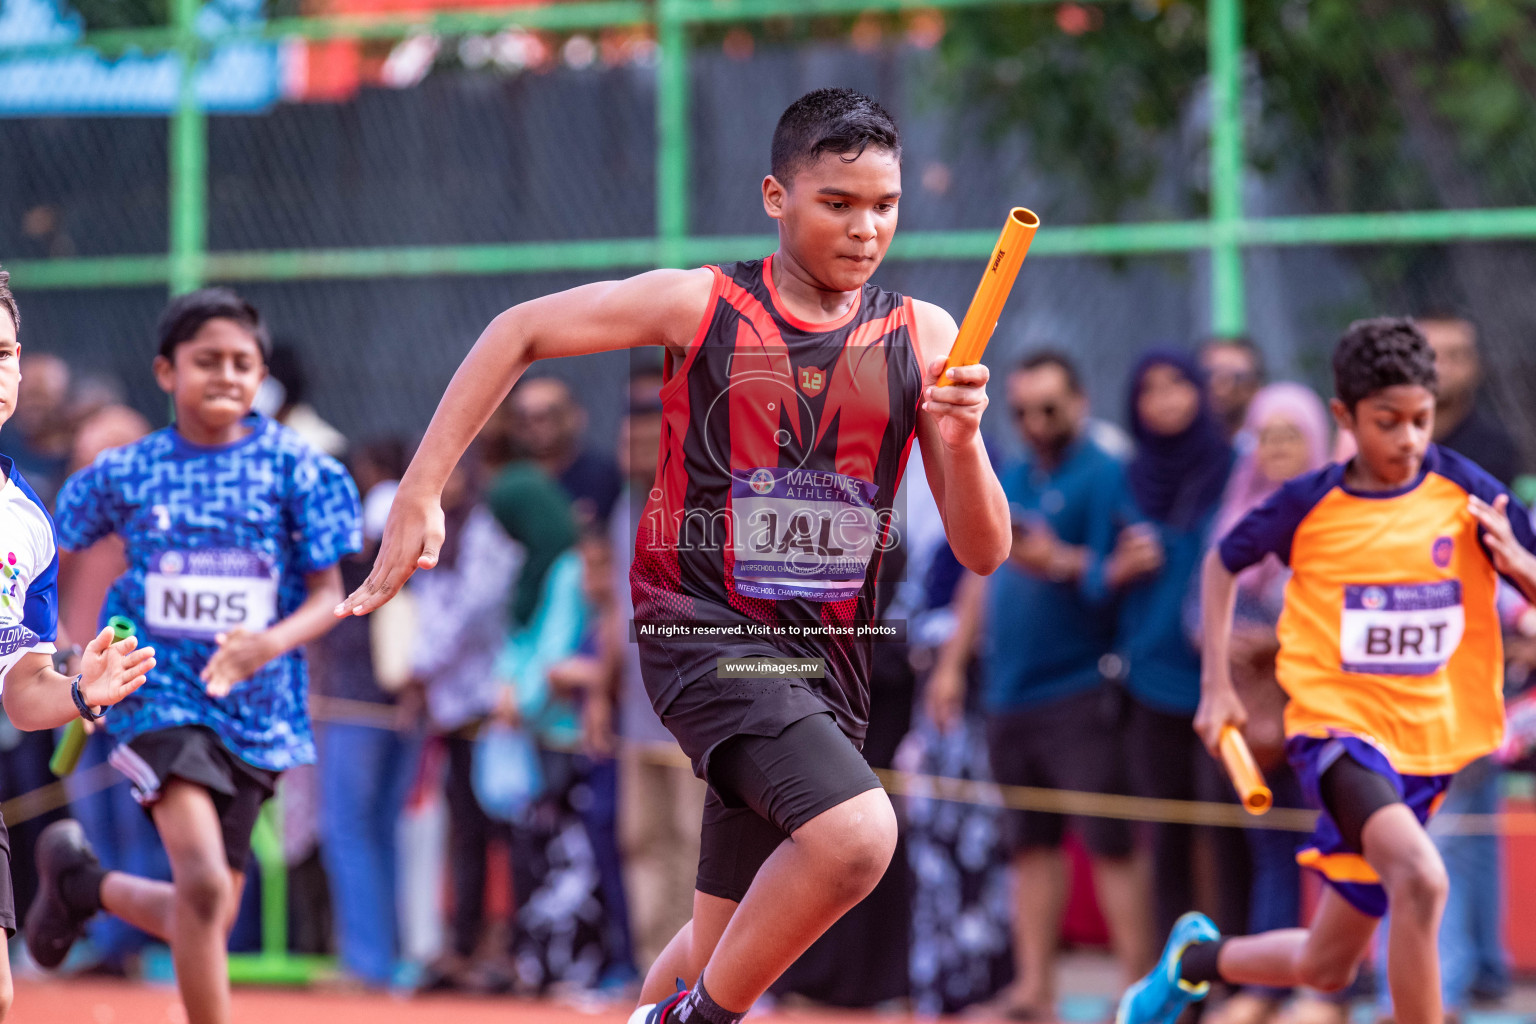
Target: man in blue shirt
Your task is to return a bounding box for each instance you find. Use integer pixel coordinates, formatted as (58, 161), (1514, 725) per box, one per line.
(929, 351), (1153, 1019)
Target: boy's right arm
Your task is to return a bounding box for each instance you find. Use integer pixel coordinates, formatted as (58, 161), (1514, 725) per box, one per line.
(3, 626), (155, 733)
(337, 267), (714, 617)
(1193, 547), (1248, 755)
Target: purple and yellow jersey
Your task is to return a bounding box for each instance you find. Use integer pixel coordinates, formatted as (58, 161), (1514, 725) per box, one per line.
(1218, 445), (1536, 777)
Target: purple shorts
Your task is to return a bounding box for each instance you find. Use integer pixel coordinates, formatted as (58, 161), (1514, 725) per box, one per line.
(1286, 733), (1451, 918)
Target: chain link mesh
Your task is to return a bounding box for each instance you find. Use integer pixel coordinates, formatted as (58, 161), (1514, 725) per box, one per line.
(4, 0), (1536, 454)
(0, 117), (168, 257)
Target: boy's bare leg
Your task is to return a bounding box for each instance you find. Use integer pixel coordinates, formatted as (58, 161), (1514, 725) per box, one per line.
(687, 788), (898, 1012)
(1210, 888), (1377, 990)
(1361, 806), (1448, 1024)
(639, 891), (739, 1004)
(102, 780), (240, 1024)
(101, 867), (247, 945)
(1212, 803), (1446, 1024)
(100, 871), (175, 939)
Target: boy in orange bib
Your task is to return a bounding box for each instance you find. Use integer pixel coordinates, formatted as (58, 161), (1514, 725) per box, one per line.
(1118, 317), (1536, 1024)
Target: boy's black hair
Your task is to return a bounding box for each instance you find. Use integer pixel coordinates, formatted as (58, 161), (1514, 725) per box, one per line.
(771, 88), (901, 184)
(1015, 348), (1083, 395)
(0, 266), (18, 334)
(1332, 316), (1438, 410)
(156, 287), (271, 362)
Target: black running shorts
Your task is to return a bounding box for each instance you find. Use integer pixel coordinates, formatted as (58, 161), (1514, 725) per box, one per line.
(109, 725), (279, 874)
(663, 671), (882, 904)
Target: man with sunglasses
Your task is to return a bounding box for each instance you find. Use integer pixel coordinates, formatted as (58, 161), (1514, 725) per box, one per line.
(928, 350), (1154, 1021)
(1199, 337), (1266, 442)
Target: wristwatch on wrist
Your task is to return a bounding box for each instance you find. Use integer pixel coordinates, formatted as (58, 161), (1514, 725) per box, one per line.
(71, 674), (106, 721)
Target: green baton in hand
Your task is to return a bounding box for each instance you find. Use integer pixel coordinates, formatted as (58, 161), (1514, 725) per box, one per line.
(49, 616), (136, 777)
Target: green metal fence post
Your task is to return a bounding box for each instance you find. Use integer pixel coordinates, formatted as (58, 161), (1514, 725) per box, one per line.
(168, 0), (207, 295)
(1207, 0), (1245, 335)
(656, 0), (689, 268)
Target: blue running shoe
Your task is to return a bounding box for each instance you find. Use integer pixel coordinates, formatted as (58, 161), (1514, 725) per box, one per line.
(1115, 912), (1221, 1024)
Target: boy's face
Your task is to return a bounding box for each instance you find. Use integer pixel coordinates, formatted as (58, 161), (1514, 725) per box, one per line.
(0, 311), (17, 432)
(1333, 384), (1435, 487)
(153, 318), (267, 433)
(763, 146), (901, 293)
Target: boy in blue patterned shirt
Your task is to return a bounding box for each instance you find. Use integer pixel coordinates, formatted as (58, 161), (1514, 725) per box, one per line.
(24, 288), (361, 1024)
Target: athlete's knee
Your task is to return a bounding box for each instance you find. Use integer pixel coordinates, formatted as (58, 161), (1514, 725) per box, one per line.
(176, 858), (235, 926)
(1383, 853), (1449, 921)
(797, 789), (896, 898)
(1298, 960), (1357, 994)
(1296, 951), (1359, 994)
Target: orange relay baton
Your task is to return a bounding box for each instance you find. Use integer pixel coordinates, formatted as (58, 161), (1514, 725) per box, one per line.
(943, 207), (1041, 383)
(1219, 725), (1273, 815)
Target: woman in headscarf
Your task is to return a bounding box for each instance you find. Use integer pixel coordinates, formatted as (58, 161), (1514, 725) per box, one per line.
(1105, 350), (1235, 941)
(1203, 383), (1332, 1024)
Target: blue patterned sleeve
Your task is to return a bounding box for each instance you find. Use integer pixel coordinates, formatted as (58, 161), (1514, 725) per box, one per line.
(288, 451), (363, 574)
(54, 459), (117, 552)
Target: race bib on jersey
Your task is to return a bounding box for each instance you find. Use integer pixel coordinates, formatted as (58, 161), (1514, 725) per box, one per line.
(730, 467), (881, 602)
(1340, 581), (1464, 676)
(145, 549), (279, 640)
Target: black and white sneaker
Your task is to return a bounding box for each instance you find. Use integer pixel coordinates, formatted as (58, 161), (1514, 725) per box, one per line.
(628, 981), (690, 1024)
(24, 819), (101, 970)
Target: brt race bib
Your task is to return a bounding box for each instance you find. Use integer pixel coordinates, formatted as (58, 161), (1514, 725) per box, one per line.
(1340, 581), (1464, 676)
(730, 467), (881, 602)
(145, 549), (279, 640)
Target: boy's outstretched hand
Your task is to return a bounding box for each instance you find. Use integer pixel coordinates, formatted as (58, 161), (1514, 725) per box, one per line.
(201, 628), (277, 697)
(335, 487), (446, 618)
(1470, 493), (1536, 600)
(79, 624), (156, 709)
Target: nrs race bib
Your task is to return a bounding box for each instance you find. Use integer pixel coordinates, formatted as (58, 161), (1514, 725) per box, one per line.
(145, 549), (279, 640)
(730, 467), (881, 602)
(1340, 581), (1464, 676)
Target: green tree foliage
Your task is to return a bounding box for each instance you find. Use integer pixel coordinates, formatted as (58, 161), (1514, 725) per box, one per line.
(946, 0), (1536, 217)
(946, 0), (1536, 465)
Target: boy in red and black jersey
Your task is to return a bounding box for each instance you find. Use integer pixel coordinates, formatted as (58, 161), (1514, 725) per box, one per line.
(338, 88), (1012, 1024)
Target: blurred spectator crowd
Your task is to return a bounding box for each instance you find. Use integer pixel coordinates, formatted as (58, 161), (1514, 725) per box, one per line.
(2, 315), (1532, 1023)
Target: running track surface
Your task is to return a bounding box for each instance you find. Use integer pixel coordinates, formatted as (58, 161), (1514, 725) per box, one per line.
(8, 980), (884, 1024)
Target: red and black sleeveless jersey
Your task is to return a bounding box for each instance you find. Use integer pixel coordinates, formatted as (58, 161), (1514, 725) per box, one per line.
(632, 256), (926, 731)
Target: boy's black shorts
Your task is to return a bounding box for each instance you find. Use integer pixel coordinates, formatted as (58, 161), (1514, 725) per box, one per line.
(0, 815), (14, 937)
(661, 672), (882, 904)
(109, 725), (279, 874)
